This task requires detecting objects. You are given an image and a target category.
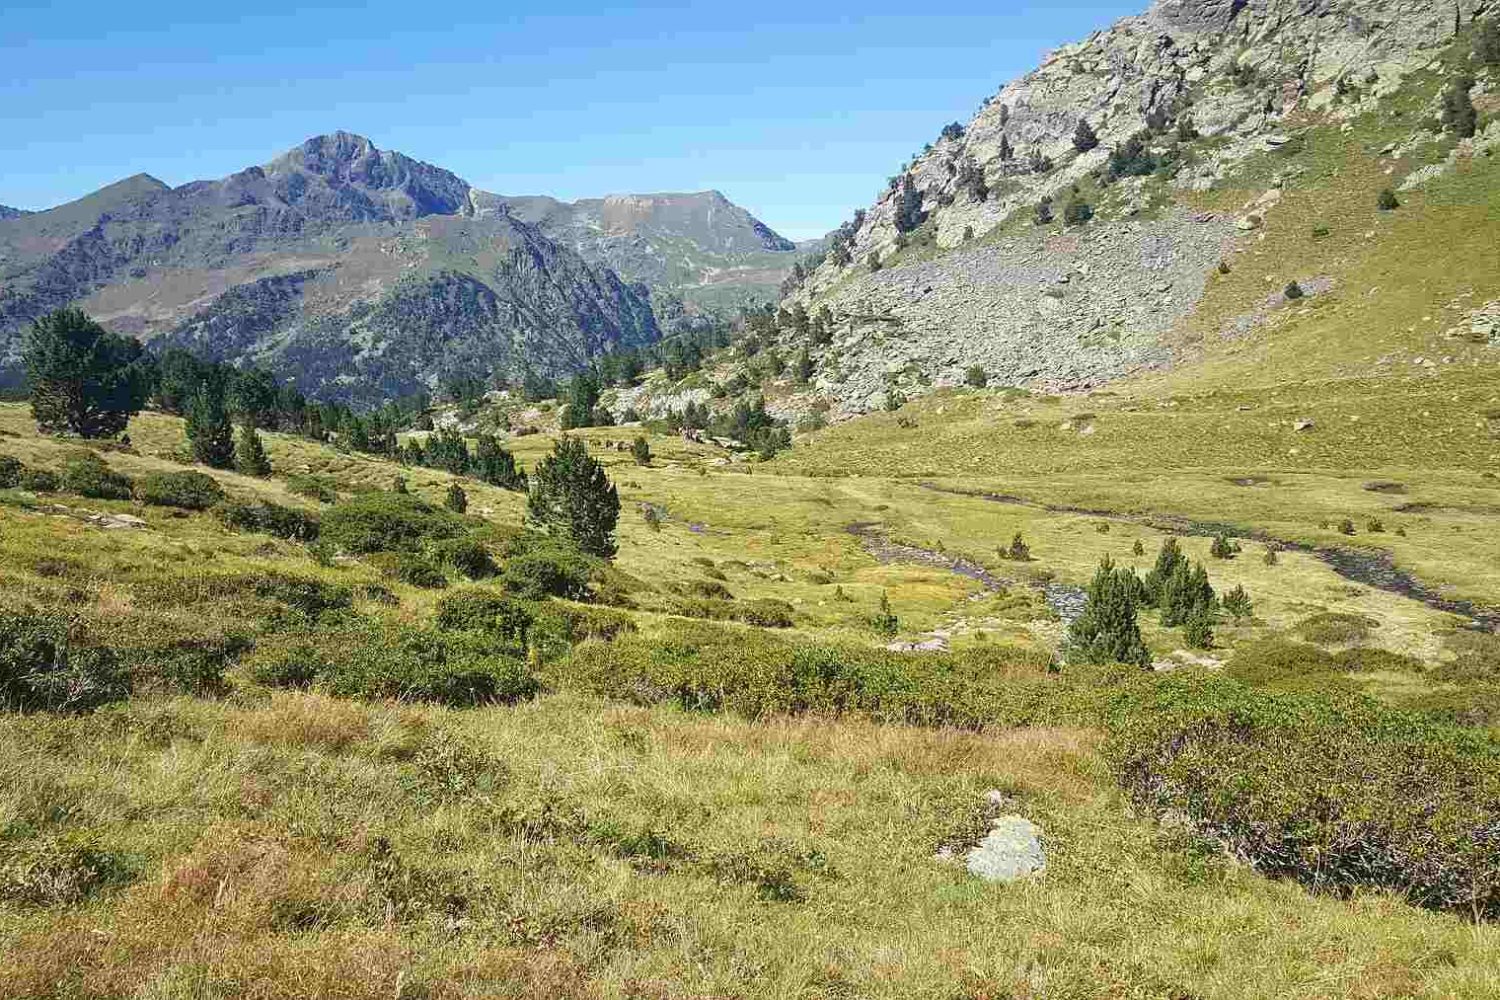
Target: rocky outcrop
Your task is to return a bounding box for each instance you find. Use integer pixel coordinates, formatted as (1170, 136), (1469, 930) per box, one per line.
(787, 0), (1494, 413)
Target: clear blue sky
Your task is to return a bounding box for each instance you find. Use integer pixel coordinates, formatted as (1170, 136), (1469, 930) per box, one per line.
(2, 1), (1140, 240)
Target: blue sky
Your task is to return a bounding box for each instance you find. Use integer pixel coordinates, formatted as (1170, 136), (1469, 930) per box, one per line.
(2, 1), (1140, 240)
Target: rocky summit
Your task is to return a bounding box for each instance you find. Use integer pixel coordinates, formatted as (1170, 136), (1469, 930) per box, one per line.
(773, 0), (1497, 414)
(0, 134), (802, 402)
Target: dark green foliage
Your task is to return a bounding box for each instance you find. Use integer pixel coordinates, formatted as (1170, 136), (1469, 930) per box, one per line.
(474, 434), (526, 490)
(561, 371), (602, 430)
(444, 482), (468, 513)
(0, 455), (21, 488)
(380, 554), (449, 589)
(319, 492), (465, 554)
(286, 474), (339, 503)
(256, 620), (539, 707)
(1062, 198), (1093, 226)
(1263, 546), (1279, 566)
(502, 544), (597, 601)
(423, 428), (471, 475)
(125, 634), (250, 697)
(235, 422), (272, 477)
(1072, 119), (1100, 152)
(392, 476), (408, 494)
(1108, 678), (1500, 918)
(1209, 534), (1235, 559)
(964, 366), (987, 389)
(134, 470), (225, 510)
(1159, 560), (1216, 628)
(672, 597), (796, 629)
(710, 399), (791, 459)
(23, 309), (151, 439)
(998, 533), (1030, 562)
(631, 436), (651, 466)
(1338, 518), (1356, 535)
(435, 590), (635, 661)
(1441, 76), (1478, 139)
(60, 453), (133, 500)
(870, 592), (899, 637)
(1222, 584), (1253, 620)
(1142, 538), (1187, 606)
(1067, 557), (1151, 669)
(1377, 188), (1400, 211)
(0, 612), (130, 714)
(893, 176), (927, 234)
(0, 833), (136, 906)
(1284, 281), (1304, 301)
(1131, 539), (1145, 557)
(1033, 198), (1054, 225)
(213, 499), (320, 541)
(527, 437), (620, 558)
(430, 538), (497, 580)
(185, 378), (235, 469)
(18, 468), (59, 492)
(1104, 134), (1159, 182)
(1477, 17), (1500, 68)
(1182, 609), (1215, 650)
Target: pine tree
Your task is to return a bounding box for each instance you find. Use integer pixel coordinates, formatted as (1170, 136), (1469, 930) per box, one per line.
(1222, 584), (1253, 619)
(1067, 557), (1151, 668)
(1441, 76), (1478, 139)
(23, 308), (151, 439)
(894, 176), (927, 234)
(631, 436), (652, 466)
(1210, 534), (1235, 559)
(1477, 17), (1500, 68)
(474, 434), (526, 491)
(1143, 538), (1188, 606)
(1160, 561), (1216, 628)
(234, 422), (272, 477)
(186, 380), (235, 469)
(1073, 118), (1100, 152)
(998, 133), (1013, 161)
(445, 482), (468, 513)
(527, 436), (621, 558)
(1034, 198), (1055, 226)
(1378, 188), (1400, 211)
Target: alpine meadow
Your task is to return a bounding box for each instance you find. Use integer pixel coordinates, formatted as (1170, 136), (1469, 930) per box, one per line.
(3, 1), (1500, 998)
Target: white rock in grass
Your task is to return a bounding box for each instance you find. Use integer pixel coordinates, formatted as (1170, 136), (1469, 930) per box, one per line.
(965, 816), (1046, 882)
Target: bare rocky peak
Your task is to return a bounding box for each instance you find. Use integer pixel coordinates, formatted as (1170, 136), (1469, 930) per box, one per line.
(257, 130), (474, 220)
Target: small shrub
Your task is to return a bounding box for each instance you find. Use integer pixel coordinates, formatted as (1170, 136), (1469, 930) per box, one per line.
(1063, 198), (1093, 226)
(631, 436), (651, 466)
(0, 455), (24, 488)
(1263, 546), (1279, 566)
(19, 468), (59, 492)
(502, 544), (596, 601)
(1367, 518), (1385, 533)
(1209, 534), (1235, 559)
(380, 554), (449, 590)
(444, 482), (468, 513)
(286, 474), (339, 504)
(431, 538), (497, 580)
(999, 533), (1031, 562)
(60, 453), (133, 500)
(1296, 612), (1377, 645)
(964, 366), (987, 389)
(1221, 585), (1253, 620)
(1132, 540), (1145, 556)
(1337, 518), (1356, 536)
(870, 593), (899, 637)
(1067, 557), (1151, 669)
(320, 493), (465, 554)
(0, 612), (130, 714)
(1182, 609), (1215, 649)
(134, 470), (225, 510)
(1377, 188), (1400, 211)
(213, 500), (320, 541)
(1284, 281), (1305, 301)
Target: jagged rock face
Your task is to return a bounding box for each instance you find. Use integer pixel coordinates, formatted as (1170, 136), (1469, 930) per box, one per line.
(0, 206), (26, 221)
(789, 0), (1492, 411)
(0, 134), (658, 399)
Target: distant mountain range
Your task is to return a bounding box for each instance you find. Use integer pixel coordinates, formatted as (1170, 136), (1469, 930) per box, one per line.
(0, 132), (803, 402)
(0, 206), (26, 221)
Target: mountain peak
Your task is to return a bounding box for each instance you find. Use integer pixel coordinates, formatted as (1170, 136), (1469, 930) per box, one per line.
(263, 131), (472, 219)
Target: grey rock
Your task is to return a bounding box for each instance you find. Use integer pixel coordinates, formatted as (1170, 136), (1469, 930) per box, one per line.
(965, 815), (1046, 882)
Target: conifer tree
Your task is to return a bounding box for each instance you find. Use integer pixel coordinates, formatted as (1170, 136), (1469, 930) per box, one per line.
(186, 379), (235, 469)
(1441, 76), (1477, 138)
(1067, 556), (1151, 668)
(1073, 118), (1100, 152)
(234, 421), (272, 477)
(631, 436), (651, 466)
(445, 482), (468, 513)
(23, 308), (151, 439)
(1143, 538), (1188, 606)
(527, 436), (620, 558)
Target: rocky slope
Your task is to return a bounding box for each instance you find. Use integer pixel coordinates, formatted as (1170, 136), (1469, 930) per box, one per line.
(777, 0), (1497, 414)
(0, 133), (660, 402)
(488, 189), (805, 322)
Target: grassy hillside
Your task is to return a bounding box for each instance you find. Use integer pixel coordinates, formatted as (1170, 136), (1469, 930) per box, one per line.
(3, 399), (1500, 997)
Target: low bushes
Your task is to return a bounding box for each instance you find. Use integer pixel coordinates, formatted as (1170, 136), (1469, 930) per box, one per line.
(501, 544), (596, 601)
(0, 612), (131, 714)
(249, 619), (538, 707)
(286, 474), (339, 503)
(669, 597), (796, 628)
(552, 619), (1057, 727)
(213, 499), (320, 541)
(433, 589), (636, 661)
(1106, 676), (1500, 919)
(60, 453), (132, 500)
(319, 493), (465, 554)
(134, 470), (224, 510)
(0, 455), (23, 487)
(429, 538), (497, 580)
(0, 833), (136, 906)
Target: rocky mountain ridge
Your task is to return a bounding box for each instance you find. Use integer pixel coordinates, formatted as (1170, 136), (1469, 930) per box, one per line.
(774, 0), (1497, 414)
(0, 133), (668, 401)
